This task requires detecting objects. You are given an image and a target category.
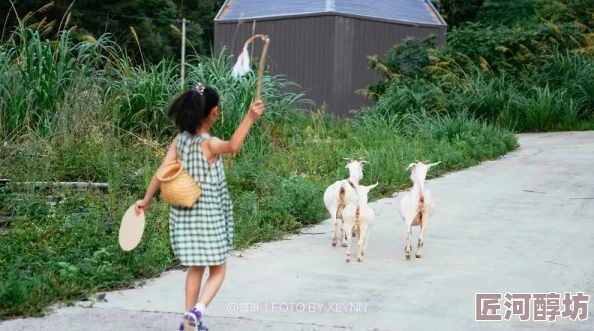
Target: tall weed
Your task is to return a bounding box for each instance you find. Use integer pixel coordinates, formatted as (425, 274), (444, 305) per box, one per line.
(530, 51), (594, 115)
(511, 86), (583, 132)
(0, 28), (114, 138)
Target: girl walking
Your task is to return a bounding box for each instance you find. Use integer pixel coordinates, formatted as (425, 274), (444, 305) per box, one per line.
(134, 83), (264, 330)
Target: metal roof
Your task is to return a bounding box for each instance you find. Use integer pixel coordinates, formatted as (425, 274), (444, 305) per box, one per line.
(215, 0), (447, 27)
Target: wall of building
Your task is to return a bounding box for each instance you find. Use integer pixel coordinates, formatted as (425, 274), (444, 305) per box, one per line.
(214, 15), (446, 117)
(214, 16), (336, 113)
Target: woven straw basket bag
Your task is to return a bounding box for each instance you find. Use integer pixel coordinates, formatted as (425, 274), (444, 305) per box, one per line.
(157, 142), (213, 208)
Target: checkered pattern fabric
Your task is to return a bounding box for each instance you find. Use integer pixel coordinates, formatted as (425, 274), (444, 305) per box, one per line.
(169, 132), (234, 266)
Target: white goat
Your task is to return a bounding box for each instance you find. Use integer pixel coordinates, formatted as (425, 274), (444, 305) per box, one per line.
(342, 182), (378, 263)
(323, 158), (367, 247)
(399, 160), (440, 260)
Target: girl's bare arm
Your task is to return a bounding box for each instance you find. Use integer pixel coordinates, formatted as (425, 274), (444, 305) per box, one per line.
(209, 100), (264, 155)
(135, 136), (178, 215)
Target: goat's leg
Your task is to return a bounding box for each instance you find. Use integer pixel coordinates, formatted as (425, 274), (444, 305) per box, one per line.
(337, 186), (348, 247)
(344, 223), (354, 263)
(338, 207), (348, 247)
(416, 213), (430, 258)
(405, 222), (413, 261)
(357, 224), (370, 262)
(332, 203), (347, 247)
(329, 210), (339, 247)
(361, 225), (371, 257)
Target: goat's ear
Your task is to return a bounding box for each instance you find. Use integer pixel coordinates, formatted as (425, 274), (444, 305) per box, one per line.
(406, 163), (416, 171)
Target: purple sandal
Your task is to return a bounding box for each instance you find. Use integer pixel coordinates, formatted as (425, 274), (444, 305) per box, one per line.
(183, 308), (208, 331)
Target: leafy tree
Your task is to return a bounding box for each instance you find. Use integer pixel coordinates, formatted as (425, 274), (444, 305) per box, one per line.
(366, 35), (440, 99)
(434, 0), (486, 27)
(476, 0), (542, 26)
(172, 0), (224, 55)
(1, 0), (225, 64)
(535, 0), (594, 27)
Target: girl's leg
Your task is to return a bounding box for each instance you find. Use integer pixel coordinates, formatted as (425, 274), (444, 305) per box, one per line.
(185, 266), (206, 311)
(183, 263), (226, 331)
(197, 262), (226, 307)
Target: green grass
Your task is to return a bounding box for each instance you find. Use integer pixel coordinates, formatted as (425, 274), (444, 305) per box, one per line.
(0, 113), (518, 319)
(364, 0), (594, 134)
(0, 26), (519, 319)
(362, 61), (594, 133)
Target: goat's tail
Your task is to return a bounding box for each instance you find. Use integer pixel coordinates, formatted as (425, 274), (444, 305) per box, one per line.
(336, 186), (346, 219)
(354, 202), (361, 233)
(338, 186), (346, 203)
(418, 192), (425, 209)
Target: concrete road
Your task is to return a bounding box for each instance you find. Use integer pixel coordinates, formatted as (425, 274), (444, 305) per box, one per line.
(2, 131), (594, 331)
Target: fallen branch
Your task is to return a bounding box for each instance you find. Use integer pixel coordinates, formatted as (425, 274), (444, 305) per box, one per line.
(0, 216), (11, 226)
(0, 213), (89, 227)
(522, 190), (547, 194)
(0, 179), (108, 189)
(544, 260), (570, 267)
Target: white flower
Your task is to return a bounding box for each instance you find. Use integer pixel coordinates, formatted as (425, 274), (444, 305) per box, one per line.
(232, 44), (252, 79)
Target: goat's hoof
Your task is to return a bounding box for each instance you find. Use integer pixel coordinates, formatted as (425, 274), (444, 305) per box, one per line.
(405, 253), (411, 260)
(415, 253), (422, 259)
(341, 241), (348, 247)
(332, 240), (337, 247)
(346, 257), (351, 263)
(357, 257), (363, 262)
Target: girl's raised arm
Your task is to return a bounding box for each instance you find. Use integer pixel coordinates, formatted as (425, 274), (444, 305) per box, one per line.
(209, 100), (264, 155)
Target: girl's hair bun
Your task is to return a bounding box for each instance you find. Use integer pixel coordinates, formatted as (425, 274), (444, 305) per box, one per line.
(167, 83), (220, 133)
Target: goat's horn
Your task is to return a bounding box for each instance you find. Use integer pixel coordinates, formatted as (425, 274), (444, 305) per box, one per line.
(422, 160), (430, 164)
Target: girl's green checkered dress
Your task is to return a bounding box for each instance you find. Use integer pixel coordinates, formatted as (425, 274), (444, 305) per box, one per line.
(169, 131), (234, 266)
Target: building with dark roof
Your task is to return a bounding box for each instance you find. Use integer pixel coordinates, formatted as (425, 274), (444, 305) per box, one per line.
(214, 0), (447, 116)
